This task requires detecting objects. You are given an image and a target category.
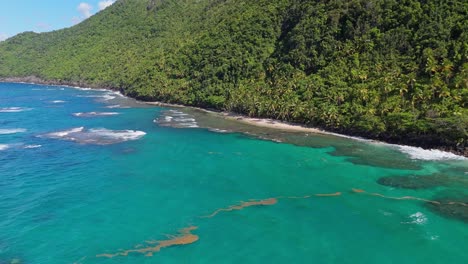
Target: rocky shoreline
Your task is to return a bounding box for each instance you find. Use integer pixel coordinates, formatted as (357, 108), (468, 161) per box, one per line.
(1, 76), (466, 157)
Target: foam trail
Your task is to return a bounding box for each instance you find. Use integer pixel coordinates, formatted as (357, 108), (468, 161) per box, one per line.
(105, 104), (130, 109)
(24, 145), (42, 149)
(208, 128), (231, 133)
(155, 110), (199, 128)
(71, 86), (108, 92)
(0, 107), (32, 113)
(42, 127), (146, 145)
(73, 112), (120, 117)
(101, 94), (116, 101)
(88, 128), (146, 141)
(0, 128), (27, 134)
(46, 127), (85, 138)
(50, 100), (66, 103)
(97, 226), (199, 258)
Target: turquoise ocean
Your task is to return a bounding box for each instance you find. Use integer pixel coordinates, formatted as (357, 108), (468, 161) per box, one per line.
(0, 82), (467, 264)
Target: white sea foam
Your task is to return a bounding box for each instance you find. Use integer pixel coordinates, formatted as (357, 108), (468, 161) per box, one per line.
(395, 145), (466, 161)
(42, 127), (145, 145)
(155, 110), (199, 129)
(110, 91), (125, 97)
(101, 94), (116, 101)
(73, 87), (92, 91)
(0, 128), (27, 135)
(88, 128), (146, 141)
(73, 112), (120, 117)
(50, 100), (66, 104)
(0, 107), (33, 113)
(208, 128), (231, 133)
(321, 129), (466, 161)
(0, 144), (10, 151)
(46, 127), (85, 138)
(182, 124), (199, 128)
(24, 144), (42, 149)
(71, 86), (107, 92)
(408, 212), (427, 225)
(175, 118), (196, 122)
(78, 93), (117, 101)
(402, 212), (427, 225)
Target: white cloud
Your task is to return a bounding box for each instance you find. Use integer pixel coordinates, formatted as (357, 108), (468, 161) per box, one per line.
(0, 33), (8, 42)
(77, 2), (93, 19)
(99, 0), (115, 11)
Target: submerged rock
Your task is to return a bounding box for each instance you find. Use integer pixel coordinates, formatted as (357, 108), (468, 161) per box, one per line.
(378, 173), (468, 190)
(377, 175), (445, 189)
(426, 197), (468, 223)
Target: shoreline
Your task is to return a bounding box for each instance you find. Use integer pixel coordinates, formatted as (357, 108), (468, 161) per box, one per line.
(1, 77), (466, 158)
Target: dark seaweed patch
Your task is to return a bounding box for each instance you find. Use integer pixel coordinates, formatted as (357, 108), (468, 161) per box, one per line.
(377, 175), (445, 189)
(426, 197), (468, 223)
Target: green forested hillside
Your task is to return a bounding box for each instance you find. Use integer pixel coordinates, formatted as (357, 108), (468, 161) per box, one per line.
(0, 0), (467, 153)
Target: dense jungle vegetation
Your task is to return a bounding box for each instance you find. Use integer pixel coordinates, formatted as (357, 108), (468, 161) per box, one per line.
(0, 0), (467, 153)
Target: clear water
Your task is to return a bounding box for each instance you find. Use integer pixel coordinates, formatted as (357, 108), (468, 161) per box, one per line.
(0, 83), (467, 264)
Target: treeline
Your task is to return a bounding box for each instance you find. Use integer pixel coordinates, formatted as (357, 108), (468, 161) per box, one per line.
(0, 0), (466, 153)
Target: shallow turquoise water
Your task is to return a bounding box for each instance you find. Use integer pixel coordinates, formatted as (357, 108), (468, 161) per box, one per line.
(0, 83), (467, 263)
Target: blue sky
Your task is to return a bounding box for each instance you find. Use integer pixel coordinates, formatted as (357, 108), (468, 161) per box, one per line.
(0, 0), (116, 41)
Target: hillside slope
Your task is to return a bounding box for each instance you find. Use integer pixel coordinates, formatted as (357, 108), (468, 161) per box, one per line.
(0, 0), (467, 154)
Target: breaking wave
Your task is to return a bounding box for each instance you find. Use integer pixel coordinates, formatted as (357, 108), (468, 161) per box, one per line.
(154, 110), (199, 128)
(0, 144), (10, 151)
(101, 94), (116, 101)
(77, 91), (122, 102)
(105, 104), (130, 109)
(41, 127), (146, 145)
(71, 86), (108, 92)
(395, 145), (466, 161)
(24, 144), (42, 149)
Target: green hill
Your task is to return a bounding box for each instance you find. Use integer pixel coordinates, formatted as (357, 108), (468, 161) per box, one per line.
(0, 0), (467, 154)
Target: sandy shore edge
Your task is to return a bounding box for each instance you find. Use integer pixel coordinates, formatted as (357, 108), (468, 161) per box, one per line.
(146, 101), (329, 134)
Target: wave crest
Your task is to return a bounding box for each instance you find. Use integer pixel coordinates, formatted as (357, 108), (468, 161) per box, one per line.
(396, 145), (466, 161)
(42, 127), (145, 145)
(0, 107), (33, 113)
(155, 110), (199, 128)
(0, 128), (27, 134)
(24, 144), (42, 149)
(73, 112), (120, 117)
(0, 144), (10, 150)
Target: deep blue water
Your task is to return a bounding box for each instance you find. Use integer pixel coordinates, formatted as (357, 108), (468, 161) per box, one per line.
(0, 82), (467, 264)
